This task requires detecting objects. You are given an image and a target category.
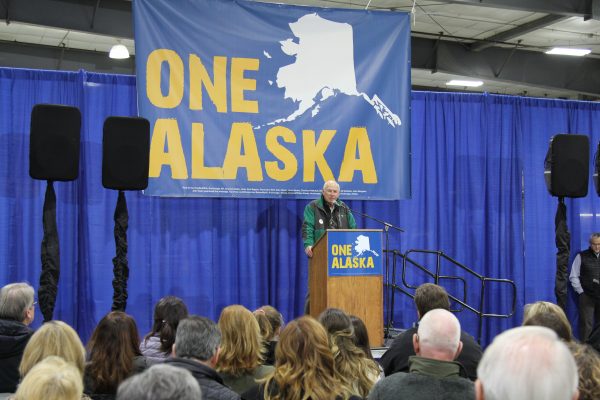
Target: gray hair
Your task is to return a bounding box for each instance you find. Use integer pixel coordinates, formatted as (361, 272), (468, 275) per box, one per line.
(322, 180), (340, 191)
(0, 282), (34, 321)
(417, 309), (461, 356)
(477, 326), (578, 400)
(590, 233), (600, 242)
(116, 364), (201, 400)
(175, 316), (221, 361)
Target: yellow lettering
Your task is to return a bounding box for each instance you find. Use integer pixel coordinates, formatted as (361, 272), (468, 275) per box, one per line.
(303, 130), (335, 182)
(191, 123), (224, 179)
(332, 257), (339, 268)
(189, 55), (227, 113)
(339, 127), (377, 183)
(148, 119), (188, 179)
(367, 258), (374, 268)
(146, 49), (184, 108)
(222, 123), (263, 181)
(231, 58), (259, 113)
(265, 126), (297, 181)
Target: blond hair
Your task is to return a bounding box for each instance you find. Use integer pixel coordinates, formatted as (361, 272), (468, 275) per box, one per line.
(522, 301), (572, 341)
(263, 316), (349, 400)
(19, 320), (86, 377)
(217, 305), (263, 376)
(568, 342), (600, 400)
(14, 356), (83, 400)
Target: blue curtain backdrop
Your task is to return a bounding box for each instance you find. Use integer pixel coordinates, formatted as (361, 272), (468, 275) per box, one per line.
(1, 67), (600, 346)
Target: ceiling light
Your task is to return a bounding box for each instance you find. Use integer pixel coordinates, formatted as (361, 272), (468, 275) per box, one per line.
(446, 80), (483, 87)
(545, 47), (591, 56)
(109, 44), (130, 59)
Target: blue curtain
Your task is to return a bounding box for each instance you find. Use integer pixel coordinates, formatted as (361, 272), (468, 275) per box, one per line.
(2, 68), (600, 346)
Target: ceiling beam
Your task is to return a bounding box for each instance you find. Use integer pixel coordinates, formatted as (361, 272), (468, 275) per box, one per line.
(470, 14), (568, 52)
(0, 0), (133, 38)
(413, 36), (600, 96)
(439, 0), (599, 19)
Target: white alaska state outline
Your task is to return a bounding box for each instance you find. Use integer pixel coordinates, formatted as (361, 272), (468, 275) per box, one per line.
(259, 12), (401, 129)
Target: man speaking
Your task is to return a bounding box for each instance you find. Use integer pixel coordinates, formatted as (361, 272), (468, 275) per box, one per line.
(302, 180), (356, 313)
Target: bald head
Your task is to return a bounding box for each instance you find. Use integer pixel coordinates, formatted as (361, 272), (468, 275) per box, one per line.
(413, 309), (462, 361)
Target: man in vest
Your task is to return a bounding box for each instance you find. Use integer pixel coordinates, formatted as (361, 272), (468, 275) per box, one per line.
(570, 232), (600, 340)
(302, 180), (356, 313)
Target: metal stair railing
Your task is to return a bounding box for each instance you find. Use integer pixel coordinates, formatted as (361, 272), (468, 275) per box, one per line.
(384, 249), (517, 343)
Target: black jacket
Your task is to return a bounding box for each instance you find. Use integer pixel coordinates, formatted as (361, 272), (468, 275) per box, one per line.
(164, 357), (240, 400)
(0, 319), (33, 392)
(379, 326), (482, 381)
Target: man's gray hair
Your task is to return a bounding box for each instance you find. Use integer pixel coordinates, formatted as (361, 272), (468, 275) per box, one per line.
(323, 180), (340, 191)
(116, 364), (201, 400)
(477, 326), (578, 400)
(417, 309), (461, 356)
(175, 315), (221, 361)
(590, 232), (600, 242)
(0, 282), (34, 321)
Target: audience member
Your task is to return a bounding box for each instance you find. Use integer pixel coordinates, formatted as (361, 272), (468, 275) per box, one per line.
(522, 301), (572, 341)
(217, 305), (274, 394)
(242, 316), (361, 400)
(319, 308), (380, 398)
(350, 315), (374, 360)
(140, 296), (188, 364)
(253, 305), (284, 366)
(567, 342), (600, 400)
(13, 356), (83, 400)
(19, 320), (85, 377)
(475, 326), (578, 400)
(84, 311), (147, 399)
(0, 282), (35, 393)
(368, 309), (474, 400)
(116, 364), (201, 400)
(164, 315), (240, 400)
(379, 283), (482, 380)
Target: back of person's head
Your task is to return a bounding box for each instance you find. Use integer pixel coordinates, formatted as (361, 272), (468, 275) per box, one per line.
(476, 326), (578, 400)
(174, 315), (221, 362)
(87, 311), (143, 393)
(349, 315), (372, 359)
(265, 316), (341, 400)
(217, 304), (263, 376)
(116, 363), (201, 400)
(414, 283), (451, 318)
(522, 301), (572, 341)
(254, 305), (284, 342)
(415, 309), (462, 361)
(567, 342), (600, 400)
(146, 296), (189, 354)
(19, 320), (86, 377)
(14, 356), (83, 400)
(0, 282), (34, 323)
(317, 308), (379, 398)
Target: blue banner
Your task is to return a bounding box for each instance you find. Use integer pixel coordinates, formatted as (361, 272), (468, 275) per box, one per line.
(327, 230), (382, 276)
(134, 0), (411, 199)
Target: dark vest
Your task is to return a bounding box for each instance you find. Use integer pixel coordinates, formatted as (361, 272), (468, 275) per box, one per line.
(580, 249), (600, 298)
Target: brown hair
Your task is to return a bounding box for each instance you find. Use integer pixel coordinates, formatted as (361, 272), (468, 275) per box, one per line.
(414, 283), (450, 317)
(254, 305), (284, 342)
(86, 311), (142, 393)
(522, 301), (572, 341)
(263, 316), (347, 400)
(567, 342), (600, 400)
(19, 320), (86, 377)
(217, 305), (263, 376)
(144, 296), (188, 353)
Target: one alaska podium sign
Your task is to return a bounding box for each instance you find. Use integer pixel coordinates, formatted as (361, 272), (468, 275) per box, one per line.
(327, 230), (382, 276)
(133, 0), (411, 200)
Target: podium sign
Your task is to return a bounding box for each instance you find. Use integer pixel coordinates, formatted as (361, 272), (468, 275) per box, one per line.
(327, 230), (383, 276)
(310, 229), (384, 346)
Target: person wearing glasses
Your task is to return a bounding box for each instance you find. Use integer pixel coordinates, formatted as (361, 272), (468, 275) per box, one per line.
(0, 282), (36, 393)
(302, 180), (356, 314)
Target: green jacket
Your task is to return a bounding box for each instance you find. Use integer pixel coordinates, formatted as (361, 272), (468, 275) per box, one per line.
(302, 195), (356, 249)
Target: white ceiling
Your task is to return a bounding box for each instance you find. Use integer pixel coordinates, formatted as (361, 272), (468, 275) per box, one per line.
(1, 0), (600, 99)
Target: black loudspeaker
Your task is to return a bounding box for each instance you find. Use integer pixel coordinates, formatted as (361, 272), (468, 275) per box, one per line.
(544, 134), (589, 198)
(102, 116), (150, 190)
(29, 104), (81, 181)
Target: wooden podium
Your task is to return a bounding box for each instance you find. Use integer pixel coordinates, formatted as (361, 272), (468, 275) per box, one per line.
(309, 229), (383, 346)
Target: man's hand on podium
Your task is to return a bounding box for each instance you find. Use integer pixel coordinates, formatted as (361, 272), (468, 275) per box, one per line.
(305, 246), (313, 258)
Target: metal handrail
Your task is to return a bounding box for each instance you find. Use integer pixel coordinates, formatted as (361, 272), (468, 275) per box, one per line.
(386, 248), (517, 343)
